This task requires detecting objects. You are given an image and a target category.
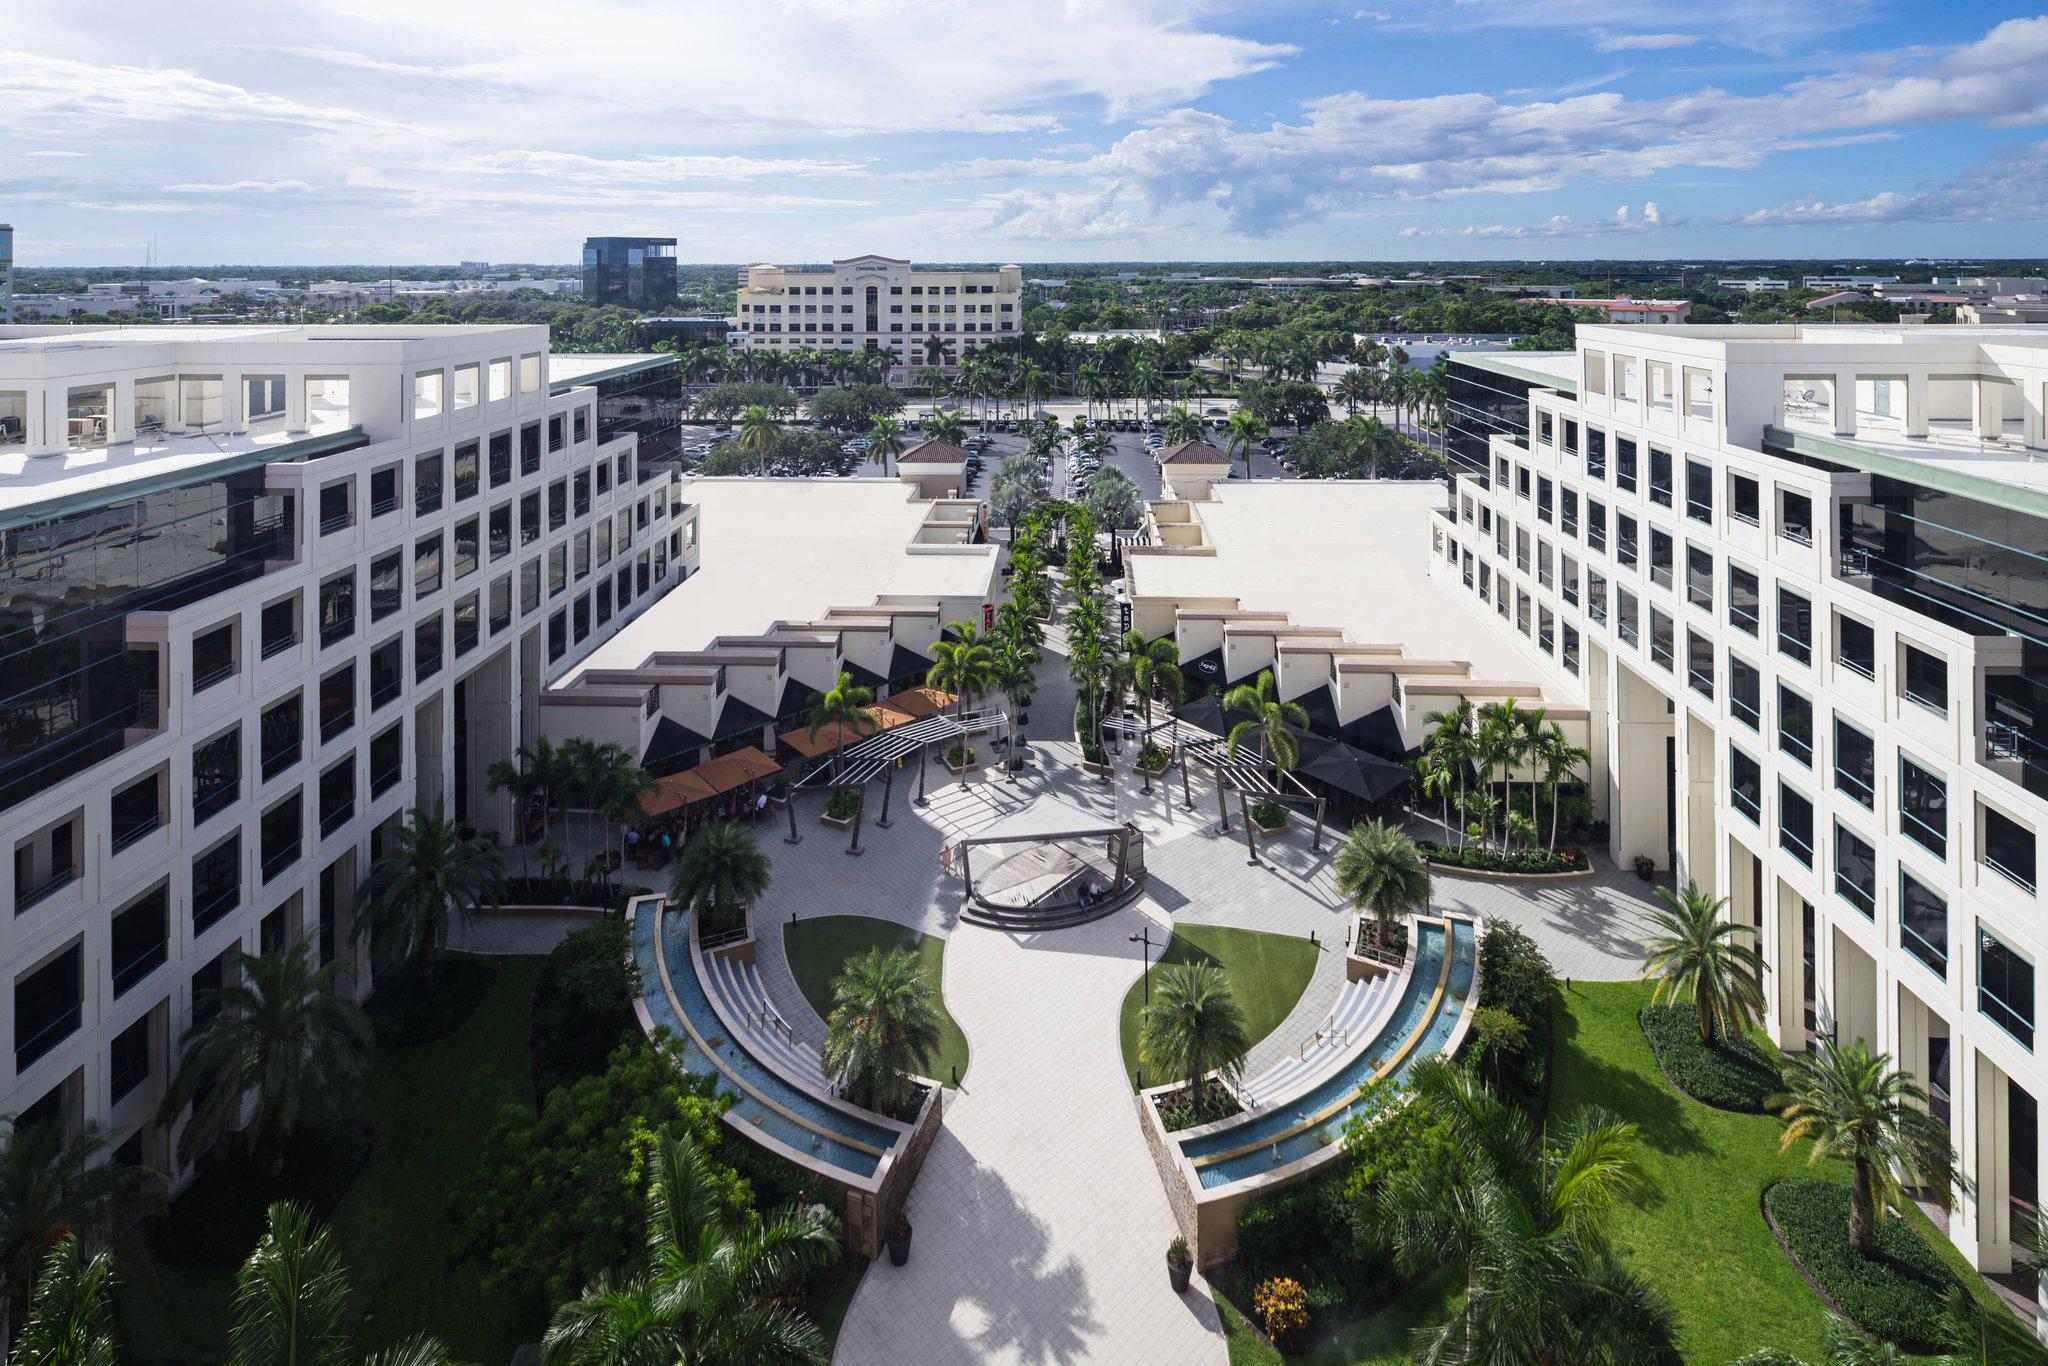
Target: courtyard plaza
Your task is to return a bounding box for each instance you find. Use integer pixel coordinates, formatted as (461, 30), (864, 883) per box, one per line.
(581, 604), (1656, 1364)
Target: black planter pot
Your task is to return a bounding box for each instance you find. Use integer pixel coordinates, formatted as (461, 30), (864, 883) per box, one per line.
(1168, 1255), (1192, 1294)
(887, 1224), (913, 1267)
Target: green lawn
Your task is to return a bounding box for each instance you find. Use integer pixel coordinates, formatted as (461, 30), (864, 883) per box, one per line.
(1219, 1270), (1462, 1365)
(1119, 922), (1321, 1090)
(782, 915), (972, 1086)
(117, 955), (550, 1362)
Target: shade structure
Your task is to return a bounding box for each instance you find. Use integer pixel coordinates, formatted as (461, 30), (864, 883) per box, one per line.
(1178, 648), (1226, 696)
(884, 686), (957, 719)
(1340, 704), (1411, 761)
(888, 643), (933, 687)
(692, 745), (781, 796)
(1292, 731), (1409, 803)
(644, 767), (718, 814)
(955, 794), (1144, 915)
(713, 693), (776, 743)
(1173, 693), (1235, 736)
(963, 793), (1129, 847)
(642, 716), (711, 777)
(839, 657), (888, 693)
(777, 703), (916, 759)
(1289, 684), (1341, 737)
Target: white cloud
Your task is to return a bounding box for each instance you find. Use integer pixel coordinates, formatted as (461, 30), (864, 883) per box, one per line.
(1595, 33), (1700, 52)
(1730, 142), (2048, 228)
(163, 179), (318, 194)
(1368, 0), (1878, 55)
(1400, 201), (1676, 239)
(972, 187), (1172, 243)
(22, 149), (87, 158)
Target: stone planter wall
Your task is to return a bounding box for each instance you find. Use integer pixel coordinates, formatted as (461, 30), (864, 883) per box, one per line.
(867, 1078), (946, 1259)
(1424, 860), (1596, 884)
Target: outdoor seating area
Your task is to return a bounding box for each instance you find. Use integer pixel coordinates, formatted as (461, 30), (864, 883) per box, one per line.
(951, 794), (1146, 927)
(628, 745), (782, 865)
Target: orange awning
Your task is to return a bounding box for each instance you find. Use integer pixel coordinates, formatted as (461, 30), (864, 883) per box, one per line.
(644, 768), (718, 815)
(885, 686), (957, 719)
(691, 746), (782, 797)
(777, 704), (915, 758)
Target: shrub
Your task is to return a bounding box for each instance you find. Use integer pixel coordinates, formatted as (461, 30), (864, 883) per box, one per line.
(1764, 1177), (1963, 1351)
(824, 788), (859, 820)
(946, 743), (974, 767)
(1477, 923), (1560, 1107)
(1639, 1003), (1780, 1112)
(531, 918), (638, 1096)
(1253, 1276), (1311, 1349)
(1153, 1085), (1242, 1132)
(1234, 1159), (1393, 1327)
(502, 875), (651, 914)
(1417, 840), (1589, 875)
(1250, 798), (1287, 829)
(364, 952), (499, 1048)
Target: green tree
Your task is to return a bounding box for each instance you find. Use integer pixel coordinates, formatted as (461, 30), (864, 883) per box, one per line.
(865, 415), (907, 476)
(1222, 409), (1267, 481)
(822, 947), (943, 1117)
(736, 405), (780, 475)
(926, 625), (995, 722)
(1138, 964), (1250, 1110)
(485, 735), (573, 873)
(1641, 879), (1766, 1046)
(357, 806), (505, 992)
(230, 1202), (352, 1366)
(1422, 699), (1476, 849)
(990, 639), (1037, 774)
(1476, 698), (1543, 851)
(1386, 1060), (1680, 1363)
(1332, 819), (1432, 949)
(1773, 1034), (1962, 1258)
(1083, 467), (1142, 529)
(1222, 670), (1307, 781)
(1531, 720), (1590, 853)
(543, 1132), (836, 1366)
(805, 671), (876, 785)
(159, 943), (370, 1172)
(1161, 405), (1204, 445)
(668, 822), (770, 939)
(8, 1234), (117, 1366)
(0, 1126), (150, 1351)
(925, 408), (968, 445)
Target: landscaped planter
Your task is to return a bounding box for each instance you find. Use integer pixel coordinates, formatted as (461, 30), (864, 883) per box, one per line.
(1252, 817), (1288, 839)
(1423, 860), (1596, 884)
(1137, 747), (1173, 775)
(945, 749), (980, 775)
(819, 812), (855, 830)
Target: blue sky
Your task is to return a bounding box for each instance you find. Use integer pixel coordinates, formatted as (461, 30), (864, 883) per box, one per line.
(4, 0), (2046, 265)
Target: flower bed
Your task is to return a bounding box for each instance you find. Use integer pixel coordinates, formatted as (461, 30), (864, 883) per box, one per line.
(501, 876), (649, 915)
(1418, 841), (1589, 876)
(1153, 1085), (1244, 1132)
(1640, 1003), (1781, 1113)
(1249, 798), (1288, 834)
(1763, 1177), (1964, 1352)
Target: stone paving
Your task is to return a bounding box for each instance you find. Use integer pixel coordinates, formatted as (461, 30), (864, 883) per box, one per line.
(447, 910), (598, 955)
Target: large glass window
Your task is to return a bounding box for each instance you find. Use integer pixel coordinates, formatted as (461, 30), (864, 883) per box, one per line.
(1981, 930), (2035, 1048)
(1730, 656), (1761, 729)
(15, 944), (82, 1071)
(413, 371), (444, 421)
(1686, 460), (1713, 523)
(1729, 565), (1760, 636)
(192, 728), (240, 824)
(1900, 871), (1947, 977)
(1902, 644), (1948, 715)
(110, 884), (168, 996)
(1833, 824), (1875, 916)
(1778, 685), (1812, 766)
(1687, 546), (1714, 611)
(1899, 756), (1948, 857)
(1779, 782), (1814, 866)
(1833, 718), (1874, 808)
(1778, 586), (1812, 664)
(191, 834), (239, 934)
(1983, 805), (2037, 894)
(1836, 614), (1875, 679)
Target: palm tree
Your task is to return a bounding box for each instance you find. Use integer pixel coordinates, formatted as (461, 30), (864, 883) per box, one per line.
(1222, 409), (1267, 481)
(925, 408), (967, 446)
(1641, 880), (1767, 1047)
(990, 639), (1037, 774)
(484, 735), (572, 871)
(1161, 405), (1204, 445)
(668, 822), (770, 939)
(1138, 964), (1249, 1109)
(736, 404), (780, 475)
(1530, 720), (1590, 853)
(822, 947), (943, 1115)
(0, 1128), (150, 1349)
(1476, 699), (1543, 851)
(1773, 1034), (1962, 1258)
(926, 625), (995, 723)
(1422, 700), (1475, 849)
(1221, 670), (1307, 782)
(159, 943), (370, 1173)
(13, 1235), (117, 1366)
(230, 1203), (458, 1366)
(544, 1132), (837, 1366)
(1333, 367), (1374, 417)
(588, 758), (656, 887)
(356, 806), (505, 992)
(806, 671), (876, 784)
(1332, 820), (1432, 950)
(865, 415), (906, 477)
(1385, 1060), (1678, 1363)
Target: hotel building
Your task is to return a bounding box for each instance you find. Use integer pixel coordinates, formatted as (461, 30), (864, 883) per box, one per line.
(0, 324), (697, 1173)
(733, 255), (1023, 382)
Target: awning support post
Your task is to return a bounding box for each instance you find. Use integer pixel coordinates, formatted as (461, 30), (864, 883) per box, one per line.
(877, 761), (895, 829)
(1239, 791), (1259, 865)
(784, 788), (802, 845)
(1311, 796), (1326, 853)
(847, 786), (866, 856)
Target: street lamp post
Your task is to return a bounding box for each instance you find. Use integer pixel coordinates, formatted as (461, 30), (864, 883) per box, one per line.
(1128, 925), (1158, 1005)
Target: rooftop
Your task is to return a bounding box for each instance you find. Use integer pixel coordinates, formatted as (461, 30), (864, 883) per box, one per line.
(546, 352), (676, 392)
(564, 478), (999, 680)
(1448, 349), (1578, 394)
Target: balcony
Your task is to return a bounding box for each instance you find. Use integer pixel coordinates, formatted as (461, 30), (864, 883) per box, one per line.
(14, 866), (78, 914)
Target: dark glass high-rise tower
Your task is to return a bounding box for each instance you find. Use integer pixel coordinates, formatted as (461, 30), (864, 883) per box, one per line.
(580, 236), (678, 308)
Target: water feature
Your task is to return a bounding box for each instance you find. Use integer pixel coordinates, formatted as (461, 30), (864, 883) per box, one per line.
(632, 901), (887, 1179)
(1181, 918), (1476, 1188)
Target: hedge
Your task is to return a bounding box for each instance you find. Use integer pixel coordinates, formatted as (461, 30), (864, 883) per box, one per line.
(530, 919), (637, 1097)
(1764, 1177), (1962, 1352)
(502, 876), (652, 914)
(1233, 1161), (1393, 1328)
(1640, 1003), (1782, 1112)
(1417, 841), (1589, 875)
(1476, 923), (1559, 1108)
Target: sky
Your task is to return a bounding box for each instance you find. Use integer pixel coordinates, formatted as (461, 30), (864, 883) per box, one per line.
(4, 0), (2048, 266)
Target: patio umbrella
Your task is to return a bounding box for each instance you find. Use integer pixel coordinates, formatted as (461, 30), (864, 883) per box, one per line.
(1291, 730), (1410, 802)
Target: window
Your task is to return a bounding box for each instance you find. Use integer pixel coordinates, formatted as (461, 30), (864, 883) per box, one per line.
(320, 756), (355, 836)
(1686, 460), (1713, 523)
(414, 452), (443, 515)
(261, 793), (302, 882)
(371, 723), (404, 797)
(1983, 928), (2039, 1050)
(520, 491), (540, 546)
(1730, 473), (1760, 527)
(1730, 746), (1762, 823)
(1649, 446), (1673, 508)
(1561, 488), (1579, 538)
(1779, 782), (1814, 865)
(454, 594), (479, 657)
(189, 832), (238, 938)
(1777, 586), (1812, 664)
(110, 1015), (151, 1104)
(1649, 529), (1673, 590)
(1616, 436), (1638, 492)
(548, 610), (566, 662)
(415, 615), (443, 681)
(549, 545), (567, 596)
(369, 637), (403, 710)
(1836, 614), (1875, 680)
(1730, 655), (1761, 729)
(1729, 565), (1760, 636)
(575, 408), (590, 445)
(549, 414), (565, 452)
(488, 358), (512, 403)
(1586, 427), (1607, 480)
(489, 431), (512, 488)
(1899, 755), (1948, 857)
(520, 354), (541, 394)
(318, 572), (354, 649)
(1562, 623), (1581, 675)
(1617, 514), (1639, 569)
(521, 560), (540, 613)
(596, 461), (611, 497)
(1902, 644), (1948, 715)
(1834, 824), (1876, 916)
(193, 728), (241, 823)
(452, 363), (479, 412)
(370, 553), (402, 622)
(1900, 871), (1947, 977)
(15, 944), (82, 1070)
(260, 695), (301, 780)
(574, 531), (591, 580)
(1779, 685), (1813, 766)
(415, 533), (443, 597)
(1537, 476), (1554, 524)
(454, 440), (480, 501)
(1780, 489), (1814, 546)
(1686, 546), (1714, 611)
(490, 574), (512, 635)
(488, 505), (511, 562)
(1650, 607), (1674, 671)
(413, 371), (444, 422)
(574, 471), (591, 517)
(193, 622), (236, 692)
(319, 664), (355, 743)
(1983, 805), (2037, 894)
(520, 422), (542, 476)
(1687, 630), (1715, 698)
(573, 595), (591, 644)
(370, 465), (399, 518)
(110, 884), (168, 996)
(1587, 500), (1607, 554)
(1618, 588), (1640, 648)
(1834, 719), (1875, 808)
(319, 480), (352, 536)
(1562, 554), (1579, 606)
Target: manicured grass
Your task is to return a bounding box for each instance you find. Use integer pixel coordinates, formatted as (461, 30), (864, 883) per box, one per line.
(116, 956), (549, 1362)
(1218, 1269), (1462, 1365)
(783, 915), (972, 1086)
(1553, 980), (2007, 1362)
(1119, 922), (1320, 1090)
(1639, 1000), (1780, 1112)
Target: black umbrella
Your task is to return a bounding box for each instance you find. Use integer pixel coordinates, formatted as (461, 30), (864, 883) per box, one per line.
(1291, 729), (1411, 802)
(1339, 703), (1411, 761)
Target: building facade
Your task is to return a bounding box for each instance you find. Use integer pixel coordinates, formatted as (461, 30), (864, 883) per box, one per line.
(1429, 326), (2048, 1277)
(733, 255), (1022, 383)
(581, 237), (678, 309)
(0, 226), (12, 326)
(0, 324), (695, 1174)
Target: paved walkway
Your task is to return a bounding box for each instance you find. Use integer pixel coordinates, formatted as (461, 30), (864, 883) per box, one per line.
(447, 910), (598, 955)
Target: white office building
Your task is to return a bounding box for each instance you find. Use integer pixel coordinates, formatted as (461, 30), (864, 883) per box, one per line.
(0, 324), (699, 1173)
(733, 255), (1022, 382)
(1719, 279), (1792, 295)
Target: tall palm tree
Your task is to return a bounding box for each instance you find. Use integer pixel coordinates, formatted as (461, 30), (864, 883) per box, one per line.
(0, 1128), (150, 1349)
(484, 735), (573, 870)
(1422, 700), (1476, 850)
(1222, 409), (1267, 482)
(1530, 720), (1590, 853)
(1385, 1060), (1678, 1363)
(159, 943), (370, 1172)
(1138, 964), (1250, 1109)
(736, 404), (780, 475)
(589, 758), (656, 887)
(544, 1132), (837, 1366)
(1333, 367), (1374, 417)
(1221, 670), (1308, 782)
(13, 1235), (117, 1366)
(925, 625), (995, 723)
(357, 806), (505, 992)
(990, 639), (1037, 774)
(1161, 405), (1204, 445)
(925, 408), (967, 446)
(1476, 699), (1543, 851)
(865, 416), (907, 477)
(230, 1203), (351, 1366)
(1332, 820), (1432, 949)
(1773, 1034), (1961, 1258)
(806, 671), (876, 784)
(668, 822), (770, 939)
(1641, 880), (1767, 1046)
(823, 947), (943, 1115)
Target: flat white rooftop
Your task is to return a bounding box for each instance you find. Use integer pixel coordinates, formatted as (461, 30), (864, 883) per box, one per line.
(1129, 481), (1546, 691)
(546, 352), (675, 389)
(0, 418), (361, 521)
(565, 478), (999, 680)
(0, 322), (534, 352)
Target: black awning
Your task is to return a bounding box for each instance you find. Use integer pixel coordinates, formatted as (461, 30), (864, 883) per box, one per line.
(642, 716), (710, 777)
(1340, 704), (1411, 761)
(776, 676), (815, 725)
(1179, 648), (1226, 697)
(1292, 730), (1410, 802)
(1289, 684), (1341, 737)
(715, 692), (775, 742)
(889, 643), (933, 689)
(839, 657), (888, 693)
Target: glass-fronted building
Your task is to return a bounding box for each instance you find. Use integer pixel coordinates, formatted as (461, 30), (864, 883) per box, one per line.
(1443, 351), (1577, 481)
(580, 237), (678, 309)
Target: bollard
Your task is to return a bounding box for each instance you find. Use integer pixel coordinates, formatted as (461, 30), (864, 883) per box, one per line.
(951, 1064), (958, 1086)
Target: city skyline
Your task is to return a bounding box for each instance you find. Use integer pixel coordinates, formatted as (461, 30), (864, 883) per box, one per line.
(4, 0), (2047, 265)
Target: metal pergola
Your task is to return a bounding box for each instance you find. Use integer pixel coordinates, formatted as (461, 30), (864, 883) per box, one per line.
(1101, 710), (1328, 858)
(784, 707), (1009, 854)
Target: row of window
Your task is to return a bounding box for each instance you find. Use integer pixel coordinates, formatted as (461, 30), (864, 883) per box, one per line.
(748, 282), (1006, 297)
(409, 355), (545, 423)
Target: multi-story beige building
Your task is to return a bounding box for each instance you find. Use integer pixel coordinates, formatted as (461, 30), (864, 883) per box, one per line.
(733, 255), (1022, 382)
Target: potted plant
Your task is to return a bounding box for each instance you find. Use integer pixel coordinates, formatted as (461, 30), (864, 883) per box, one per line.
(1250, 797), (1289, 838)
(1166, 1235), (1192, 1293)
(886, 1210), (913, 1267)
(821, 788), (859, 830)
(1137, 741), (1172, 775)
(1633, 853), (1655, 881)
(945, 742), (978, 774)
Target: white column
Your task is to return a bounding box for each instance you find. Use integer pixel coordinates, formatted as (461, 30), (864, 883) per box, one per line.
(287, 373), (309, 434)
(1832, 371), (1858, 437)
(1973, 1049), (2014, 1273)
